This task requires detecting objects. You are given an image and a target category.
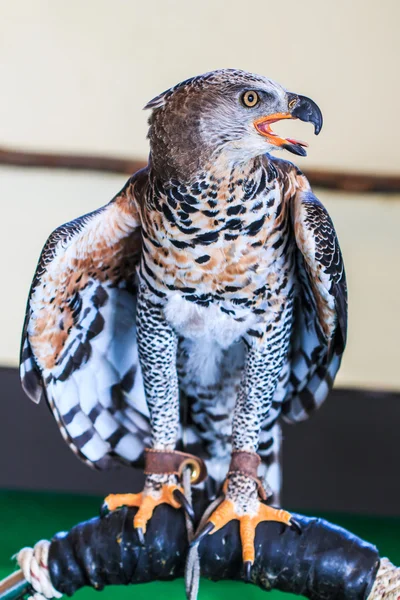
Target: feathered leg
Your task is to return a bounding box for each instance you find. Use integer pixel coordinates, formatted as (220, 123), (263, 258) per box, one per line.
(193, 301), (300, 575)
(104, 286), (203, 538)
(258, 421), (282, 505)
(136, 287), (179, 453)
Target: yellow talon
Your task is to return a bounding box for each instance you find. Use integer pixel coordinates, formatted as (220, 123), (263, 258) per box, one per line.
(208, 499), (237, 531)
(207, 498), (293, 565)
(104, 492), (143, 511)
(104, 485), (183, 534)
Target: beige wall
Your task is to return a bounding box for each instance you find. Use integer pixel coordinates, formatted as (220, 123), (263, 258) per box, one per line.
(1, 0), (399, 173)
(1, 1), (399, 390)
(1, 165), (399, 391)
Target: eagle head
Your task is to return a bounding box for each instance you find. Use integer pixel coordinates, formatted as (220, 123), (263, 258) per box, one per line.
(145, 69), (322, 182)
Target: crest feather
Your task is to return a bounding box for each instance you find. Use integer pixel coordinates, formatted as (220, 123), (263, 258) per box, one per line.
(143, 69), (245, 111)
(143, 75), (198, 110)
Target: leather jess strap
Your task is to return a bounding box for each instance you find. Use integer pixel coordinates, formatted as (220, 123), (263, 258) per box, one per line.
(144, 449), (208, 485)
(228, 450), (267, 500)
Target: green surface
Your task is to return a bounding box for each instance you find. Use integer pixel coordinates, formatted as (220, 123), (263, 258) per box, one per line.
(1, 491), (400, 600)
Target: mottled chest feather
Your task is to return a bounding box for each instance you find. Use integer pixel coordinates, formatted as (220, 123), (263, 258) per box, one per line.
(27, 193), (141, 370)
(138, 157), (297, 316)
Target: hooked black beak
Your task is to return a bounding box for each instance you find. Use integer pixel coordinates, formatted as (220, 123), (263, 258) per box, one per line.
(253, 92), (323, 158)
(288, 93), (323, 135)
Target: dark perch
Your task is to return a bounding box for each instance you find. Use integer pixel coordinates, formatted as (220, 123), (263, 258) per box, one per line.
(0, 495), (382, 600)
(44, 496), (380, 600)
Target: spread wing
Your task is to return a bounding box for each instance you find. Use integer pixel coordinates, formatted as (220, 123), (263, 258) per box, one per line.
(282, 181), (347, 422)
(20, 168), (152, 469)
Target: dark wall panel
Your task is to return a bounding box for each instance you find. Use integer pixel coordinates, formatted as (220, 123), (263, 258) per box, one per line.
(281, 388), (400, 515)
(1, 367), (399, 515)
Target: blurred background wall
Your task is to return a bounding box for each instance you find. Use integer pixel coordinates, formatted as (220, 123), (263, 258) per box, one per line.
(1, 0), (399, 513)
(2, 0), (399, 171)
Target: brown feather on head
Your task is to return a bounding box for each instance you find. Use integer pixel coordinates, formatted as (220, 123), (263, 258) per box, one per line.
(144, 68), (323, 183)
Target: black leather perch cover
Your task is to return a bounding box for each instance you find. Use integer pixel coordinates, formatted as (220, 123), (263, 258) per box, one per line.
(48, 499), (380, 600)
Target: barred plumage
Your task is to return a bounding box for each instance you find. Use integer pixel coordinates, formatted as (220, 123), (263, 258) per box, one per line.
(20, 69), (347, 520)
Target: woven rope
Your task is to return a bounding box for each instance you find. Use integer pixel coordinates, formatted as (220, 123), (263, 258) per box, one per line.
(16, 540), (62, 600)
(184, 477), (224, 600)
(183, 467), (200, 600)
(367, 558), (400, 600)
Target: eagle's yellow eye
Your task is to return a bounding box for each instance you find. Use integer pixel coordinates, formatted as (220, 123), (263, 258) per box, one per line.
(241, 90), (260, 108)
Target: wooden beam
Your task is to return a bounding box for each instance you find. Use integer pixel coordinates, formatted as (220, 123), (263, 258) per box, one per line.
(0, 147), (144, 176)
(303, 169), (400, 194)
(1, 146), (400, 194)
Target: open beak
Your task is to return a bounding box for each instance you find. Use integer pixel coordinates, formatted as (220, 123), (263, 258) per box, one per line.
(254, 94), (323, 157)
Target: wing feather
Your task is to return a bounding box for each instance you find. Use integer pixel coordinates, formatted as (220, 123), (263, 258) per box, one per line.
(20, 168), (152, 469)
(282, 180), (347, 422)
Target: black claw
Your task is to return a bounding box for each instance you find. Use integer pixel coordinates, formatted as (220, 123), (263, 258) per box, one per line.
(244, 561), (252, 582)
(136, 527), (146, 546)
(173, 489), (195, 522)
(99, 502), (109, 518)
(190, 522), (215, 548)
(290, 518), (302, 535)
